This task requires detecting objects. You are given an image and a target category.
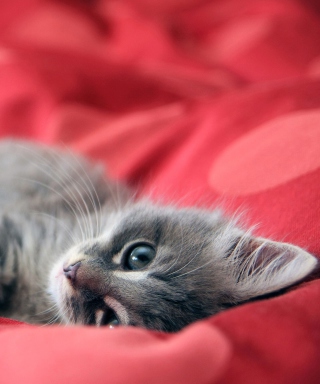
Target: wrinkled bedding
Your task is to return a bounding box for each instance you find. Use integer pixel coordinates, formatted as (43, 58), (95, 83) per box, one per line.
(1, 1), (320, 383)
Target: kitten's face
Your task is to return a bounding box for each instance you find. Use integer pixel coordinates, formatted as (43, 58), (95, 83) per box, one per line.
(49, 204), (317, 332)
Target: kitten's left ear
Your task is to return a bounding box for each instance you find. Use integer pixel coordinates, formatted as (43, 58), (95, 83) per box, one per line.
(230, 237), (318, 301)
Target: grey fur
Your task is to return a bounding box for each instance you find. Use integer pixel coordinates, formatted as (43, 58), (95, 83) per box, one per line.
(0, 140), (317, 331)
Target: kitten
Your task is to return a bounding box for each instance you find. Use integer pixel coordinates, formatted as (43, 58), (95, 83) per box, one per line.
(0, 140), (317, 331)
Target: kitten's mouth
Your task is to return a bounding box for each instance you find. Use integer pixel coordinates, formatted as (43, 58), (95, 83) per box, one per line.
(95, 306), (120, 328)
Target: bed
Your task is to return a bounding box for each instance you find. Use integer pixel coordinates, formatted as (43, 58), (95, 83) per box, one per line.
(1, 1), (320, 383)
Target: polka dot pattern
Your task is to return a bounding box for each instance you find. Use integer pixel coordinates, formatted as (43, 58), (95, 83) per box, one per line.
(209, 109), (320, 195)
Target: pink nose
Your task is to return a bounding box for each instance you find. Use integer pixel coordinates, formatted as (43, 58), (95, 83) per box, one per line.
(63, 261), (81, 281)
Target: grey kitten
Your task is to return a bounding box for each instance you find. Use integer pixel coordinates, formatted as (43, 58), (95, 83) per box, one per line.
(0, 140), (317, 331)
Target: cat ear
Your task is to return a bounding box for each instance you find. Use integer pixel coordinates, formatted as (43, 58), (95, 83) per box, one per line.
(229, 237), (318, 301)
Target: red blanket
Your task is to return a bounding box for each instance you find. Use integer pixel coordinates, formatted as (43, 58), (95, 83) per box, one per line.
(1, 1), (320, 383)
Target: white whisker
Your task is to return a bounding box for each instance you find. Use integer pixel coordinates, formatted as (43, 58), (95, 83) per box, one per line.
(15, 144), (91, 241)
(64, 147), (103, 237)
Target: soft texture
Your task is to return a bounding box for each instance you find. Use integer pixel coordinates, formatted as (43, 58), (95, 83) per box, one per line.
(1, 0), (320, 383)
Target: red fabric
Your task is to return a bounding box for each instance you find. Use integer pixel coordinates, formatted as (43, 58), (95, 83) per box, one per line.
(1, 0), (320, 383)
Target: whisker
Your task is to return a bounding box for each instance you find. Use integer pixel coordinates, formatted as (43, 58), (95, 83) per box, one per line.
(36, 303), (59, 317)
(160, 213), (185, 275)
(42, 311), (62, 326)
(172, 225), (254, 280)
(15, 144), (90, 241)
(61, 145), (104, 238)
(169, 237), (208, 278)
(42, 149), (94, 240)
(16, 176), (86, 242)
(28, 210), (79, 245)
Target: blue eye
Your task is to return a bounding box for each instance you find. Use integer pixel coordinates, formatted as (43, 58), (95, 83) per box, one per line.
(125, 244), (156, 270)
(100, 308), (120, 328)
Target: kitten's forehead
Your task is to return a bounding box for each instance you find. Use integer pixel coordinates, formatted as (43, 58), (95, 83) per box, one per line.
(109, 204), (222, 245)
(110, 211), (164, 248)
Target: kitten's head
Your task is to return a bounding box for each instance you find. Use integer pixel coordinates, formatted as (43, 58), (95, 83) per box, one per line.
(49, 203), (317, 332)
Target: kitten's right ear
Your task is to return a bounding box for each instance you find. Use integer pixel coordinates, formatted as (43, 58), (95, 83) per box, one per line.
(228, 237), (318, 302)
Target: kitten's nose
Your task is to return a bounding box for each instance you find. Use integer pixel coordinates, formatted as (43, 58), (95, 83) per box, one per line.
(63, 261), (81, 281)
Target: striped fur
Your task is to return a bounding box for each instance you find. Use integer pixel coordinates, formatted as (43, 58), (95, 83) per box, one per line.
(0, 140), (317, 331)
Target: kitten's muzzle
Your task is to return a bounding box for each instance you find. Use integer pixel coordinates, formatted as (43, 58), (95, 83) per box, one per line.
(62, 259), (106, 294)
(63, 261), (81, 282)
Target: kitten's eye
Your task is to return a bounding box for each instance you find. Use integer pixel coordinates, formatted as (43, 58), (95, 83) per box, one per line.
(107, 317), (120, 329)
(100, 308), (120, 328)
(125, 244), (156, 270)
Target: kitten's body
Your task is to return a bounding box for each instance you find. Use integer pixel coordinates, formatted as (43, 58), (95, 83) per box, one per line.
(0, 141), (317, 331)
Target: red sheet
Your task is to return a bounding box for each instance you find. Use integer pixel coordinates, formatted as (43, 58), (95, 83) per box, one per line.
(1, 1), (320, 383)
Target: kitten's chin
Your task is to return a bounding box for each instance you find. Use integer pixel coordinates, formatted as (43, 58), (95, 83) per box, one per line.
(48, 260), (63, 300)
(48, 259), (73, 324)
